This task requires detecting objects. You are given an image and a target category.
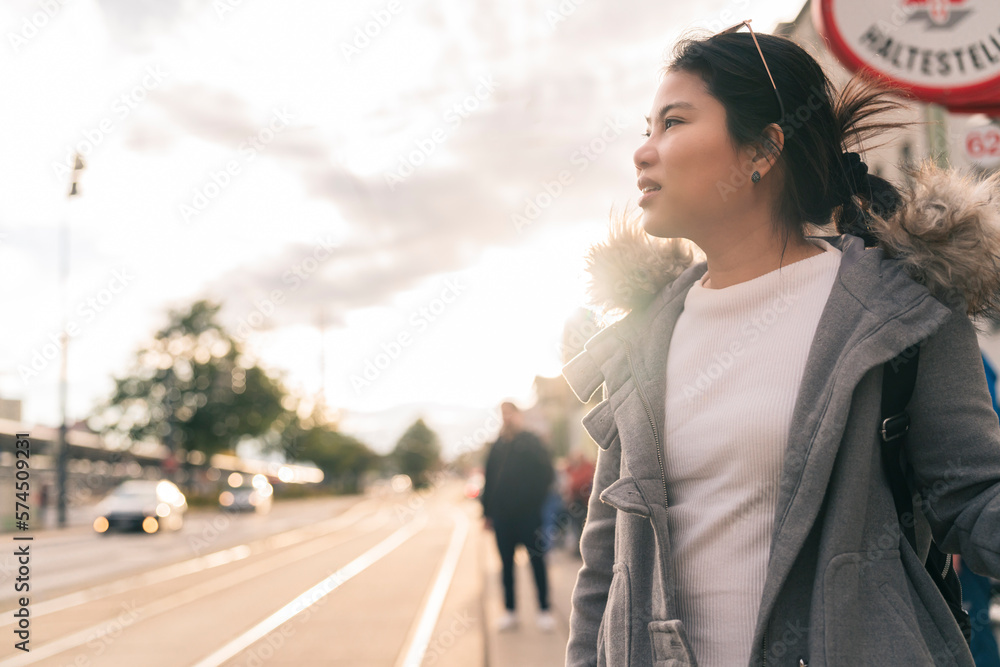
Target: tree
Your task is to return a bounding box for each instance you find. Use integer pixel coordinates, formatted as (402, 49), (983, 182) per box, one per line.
(291, 426), (380, 493)
(91, 300), (292, 472)
(391, 418), (441, 489)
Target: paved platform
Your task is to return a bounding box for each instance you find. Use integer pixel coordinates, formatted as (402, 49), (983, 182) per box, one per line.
(479, 520), (581, 666)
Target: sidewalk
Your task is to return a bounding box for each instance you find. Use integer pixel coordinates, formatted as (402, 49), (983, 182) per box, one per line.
(478, 524), (1000, 666)
(480, 522), (581, 667)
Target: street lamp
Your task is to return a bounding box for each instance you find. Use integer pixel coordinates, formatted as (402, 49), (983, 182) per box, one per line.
(56, 153), (85, 528)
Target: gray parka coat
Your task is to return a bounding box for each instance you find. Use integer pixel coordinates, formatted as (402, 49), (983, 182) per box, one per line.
(561, 161), (1000, 667)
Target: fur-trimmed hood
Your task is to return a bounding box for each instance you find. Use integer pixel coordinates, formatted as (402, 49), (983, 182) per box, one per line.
(582, 159), (1000, 326)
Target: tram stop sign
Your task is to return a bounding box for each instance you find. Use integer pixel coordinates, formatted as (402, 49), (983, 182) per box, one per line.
(814, 0), (1000, 115)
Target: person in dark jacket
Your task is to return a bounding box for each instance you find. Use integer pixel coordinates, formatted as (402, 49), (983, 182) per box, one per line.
(481, 400), (556, 632)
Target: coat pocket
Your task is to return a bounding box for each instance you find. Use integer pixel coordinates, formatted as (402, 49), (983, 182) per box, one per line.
(823, 549), (936, 664)
(647, 619), (699, 666)
(601, 562), (632, 666)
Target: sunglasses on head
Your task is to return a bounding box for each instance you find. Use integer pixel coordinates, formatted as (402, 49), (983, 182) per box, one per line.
(717, 19), (787, 123)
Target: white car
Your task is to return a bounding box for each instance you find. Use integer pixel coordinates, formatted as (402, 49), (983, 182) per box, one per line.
(219, 473), (273, 514)
(93, 479), (187, 535)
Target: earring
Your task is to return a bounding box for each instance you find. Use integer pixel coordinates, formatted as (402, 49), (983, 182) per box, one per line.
(751, 171), (761, 183)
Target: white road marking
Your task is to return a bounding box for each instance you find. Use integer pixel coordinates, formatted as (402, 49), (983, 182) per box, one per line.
(0, 497), (377, 626)
(192, 511), (428, 667)
(396, 507), (470, 667)
(0, 503), (394, 667)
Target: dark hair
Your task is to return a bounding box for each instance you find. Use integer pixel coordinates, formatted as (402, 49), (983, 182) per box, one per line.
(663, 27), (927, 257)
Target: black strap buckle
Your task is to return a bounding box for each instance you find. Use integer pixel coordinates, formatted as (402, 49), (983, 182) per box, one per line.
(881, 413), (910, 442)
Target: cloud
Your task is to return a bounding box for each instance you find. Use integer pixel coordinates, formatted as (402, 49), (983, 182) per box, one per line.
(136, 83), (327, 161)
(125, 54), (642, 342)
(124, 121), (176, 153)
(93, 0), (213, 51)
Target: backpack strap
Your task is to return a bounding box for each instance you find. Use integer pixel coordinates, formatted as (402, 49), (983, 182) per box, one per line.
(880, 347), (973, 645)
(880, 349), (920, 551)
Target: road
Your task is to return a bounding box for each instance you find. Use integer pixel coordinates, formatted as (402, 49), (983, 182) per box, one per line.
(0, 479), (489, 667)
(3, 478), (992, 666)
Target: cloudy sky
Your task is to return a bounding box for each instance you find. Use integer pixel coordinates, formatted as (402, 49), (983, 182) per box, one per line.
(1, 0), (805, 459)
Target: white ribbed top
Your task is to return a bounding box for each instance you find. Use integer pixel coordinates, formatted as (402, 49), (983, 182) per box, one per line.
(662, 237), (842, 666)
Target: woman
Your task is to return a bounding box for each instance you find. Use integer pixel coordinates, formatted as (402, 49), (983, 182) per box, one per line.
(562, 21), (1000, 667)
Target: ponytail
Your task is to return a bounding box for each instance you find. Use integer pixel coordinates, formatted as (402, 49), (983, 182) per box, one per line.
(830, 73), (922, 247)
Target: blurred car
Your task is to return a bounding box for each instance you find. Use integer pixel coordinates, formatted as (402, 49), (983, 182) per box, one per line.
(93, 479), (187, 535)
(390, 474), (412, 493)
(219, 473), (273, 514)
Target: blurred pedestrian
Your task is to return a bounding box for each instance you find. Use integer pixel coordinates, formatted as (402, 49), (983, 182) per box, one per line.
(959, 351), (1000, 667)
(954, 554), (1000, 667)
(38, 483), (49, 529)
(541, 467), (568, 552)
(563, 451), (595, 558)
(481, 401), (555, 633)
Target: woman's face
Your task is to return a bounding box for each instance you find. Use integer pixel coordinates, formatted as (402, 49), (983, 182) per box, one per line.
(633, 70), (754, 240)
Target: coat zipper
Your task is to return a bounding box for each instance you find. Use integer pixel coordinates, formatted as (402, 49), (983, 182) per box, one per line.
(619, 332), (668, 515)
(619, 330), (777, 665)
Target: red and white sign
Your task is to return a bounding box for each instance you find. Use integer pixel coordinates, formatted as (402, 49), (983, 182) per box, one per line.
(963, 122), (1000, 167)
(814, 0), (1000, 114)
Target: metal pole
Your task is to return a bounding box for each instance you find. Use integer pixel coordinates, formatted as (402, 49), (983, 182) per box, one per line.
(56, 205), (67, 528)
(318, 308), (326, 411)
(925, 102), (951, 168)
(57, 153), (85, 529)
